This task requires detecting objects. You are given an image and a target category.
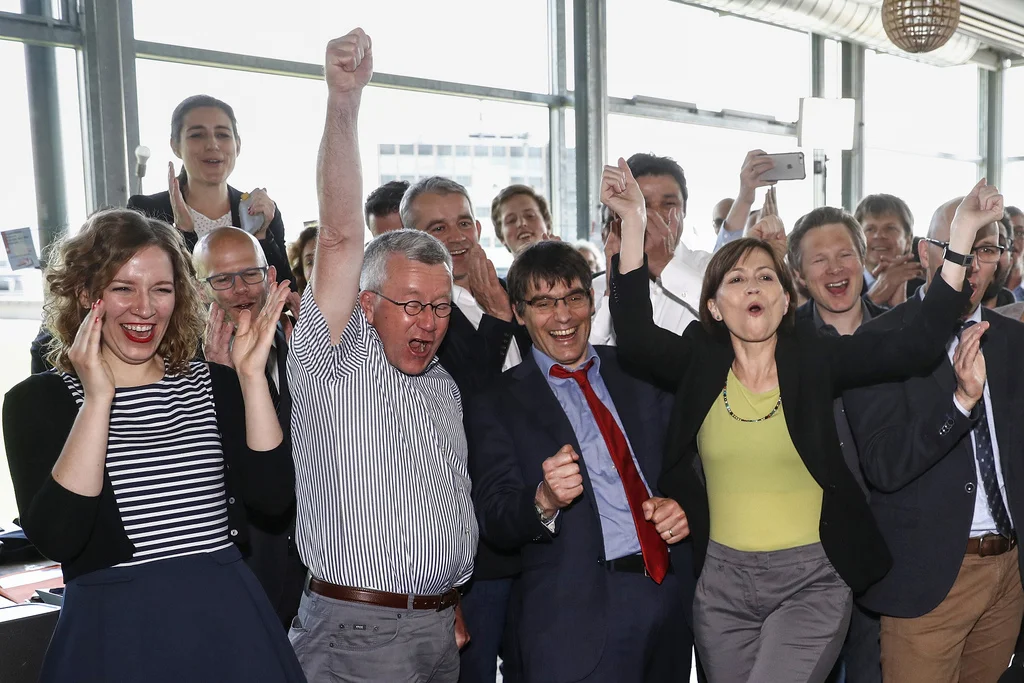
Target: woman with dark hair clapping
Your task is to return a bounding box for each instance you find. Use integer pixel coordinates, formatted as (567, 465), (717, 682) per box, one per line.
(3, 209), (304, 682)
(128, 94), (295, 288)
(604, 156), (1001, 683)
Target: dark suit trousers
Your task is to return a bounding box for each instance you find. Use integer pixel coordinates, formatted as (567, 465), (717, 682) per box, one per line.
(576, 569), (691, 683)
(459, 577), (515, 683)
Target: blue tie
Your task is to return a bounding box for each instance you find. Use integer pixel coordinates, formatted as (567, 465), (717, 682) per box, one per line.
(960, 321), (1013, 537)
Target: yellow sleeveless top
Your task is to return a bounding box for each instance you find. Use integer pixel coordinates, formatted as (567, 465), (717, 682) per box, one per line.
(696, 369), (823, 551)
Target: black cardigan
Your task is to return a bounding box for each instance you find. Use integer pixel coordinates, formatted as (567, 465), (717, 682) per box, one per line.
(127, 186), (296, 289)
(2, 363), (295, 582)
(608, 257), (970, 593)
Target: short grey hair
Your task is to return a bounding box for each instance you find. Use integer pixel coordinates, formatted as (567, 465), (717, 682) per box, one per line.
(399, 176), (475, 230)
(359, 229), (453, 293)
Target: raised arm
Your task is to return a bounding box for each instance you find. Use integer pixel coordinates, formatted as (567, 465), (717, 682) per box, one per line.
(604, 159), (696, 389)
(4, 307), (117, 561)
(845, 319), (988, 492)
(715, 150), (775, 250)
(828, 180), (1002, 391)
(311, 29), (373, 344)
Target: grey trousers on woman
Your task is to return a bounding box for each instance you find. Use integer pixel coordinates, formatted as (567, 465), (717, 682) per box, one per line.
(693, 540), (853, 683)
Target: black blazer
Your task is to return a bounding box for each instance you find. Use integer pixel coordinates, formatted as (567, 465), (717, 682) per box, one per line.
(844, 301), (1024, 617)
(608, 257), (970, 593)
(2, 363), (294, 582)
(127, 186), (295, 289)
(438, 302), (523, 581)
(467, 347), (691, 680)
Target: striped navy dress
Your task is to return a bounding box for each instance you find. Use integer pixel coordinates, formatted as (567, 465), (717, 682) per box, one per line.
(60, 361), (233, 565)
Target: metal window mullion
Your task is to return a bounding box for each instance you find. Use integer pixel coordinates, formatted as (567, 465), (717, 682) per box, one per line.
(548, 0), (568, 237)
(841, 41), (865, 213)
(573, 0), (607, 241)
(79, 0), (129, 212)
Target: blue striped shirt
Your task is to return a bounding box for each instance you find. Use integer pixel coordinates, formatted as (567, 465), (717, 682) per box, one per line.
(287, 287), (477, 594)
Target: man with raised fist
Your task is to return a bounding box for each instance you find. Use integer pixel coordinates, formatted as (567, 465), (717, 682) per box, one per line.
(286, 30), (476, 683)
(467, 240), (696, 683)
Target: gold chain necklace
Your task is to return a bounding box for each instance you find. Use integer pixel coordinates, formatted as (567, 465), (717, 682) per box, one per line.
(722, 383), (782, 423)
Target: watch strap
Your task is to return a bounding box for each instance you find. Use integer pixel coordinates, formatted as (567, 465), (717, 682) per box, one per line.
(943, 247), (974, 267)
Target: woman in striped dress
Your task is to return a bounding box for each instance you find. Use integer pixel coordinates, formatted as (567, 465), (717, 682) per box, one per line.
(2, 209), (305, 682)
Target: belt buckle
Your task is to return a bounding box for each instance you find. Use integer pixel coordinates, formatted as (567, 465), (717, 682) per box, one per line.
(979, 533), (1006, 557)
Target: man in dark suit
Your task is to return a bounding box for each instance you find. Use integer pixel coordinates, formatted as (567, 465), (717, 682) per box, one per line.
(193, 227), (306, 629)
(468, 241), (695, 683)
(401, 176), (527, 682)
(845, 197), (1024, 683)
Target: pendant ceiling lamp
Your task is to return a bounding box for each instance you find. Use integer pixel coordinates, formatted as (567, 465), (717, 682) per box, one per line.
(881, 0), (962, 53)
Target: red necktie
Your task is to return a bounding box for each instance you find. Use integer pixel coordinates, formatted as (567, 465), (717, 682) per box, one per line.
(549, 361), (669, 584)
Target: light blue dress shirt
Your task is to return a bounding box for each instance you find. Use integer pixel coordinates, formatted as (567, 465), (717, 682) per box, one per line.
(533, 345), (652, 560)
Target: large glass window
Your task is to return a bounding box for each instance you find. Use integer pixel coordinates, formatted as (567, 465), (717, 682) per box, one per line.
(607, 115), (814, 253)
(863, 51), (980, 158)
(135, 59), (550, 270)
(862, 150), (978, 236)
(862, 51), (981, 232)
(606, 0), (810, 122)
(0, 41), (87, 524)
(132, 0), (552, 93)
(1002, 67), (1024, 207)
(1001, 162), (1024, 211)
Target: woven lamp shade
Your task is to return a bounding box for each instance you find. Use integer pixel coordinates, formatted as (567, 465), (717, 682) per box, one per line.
(882, 0), (961, 53)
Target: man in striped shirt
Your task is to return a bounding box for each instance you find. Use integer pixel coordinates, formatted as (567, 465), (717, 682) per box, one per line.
(285, 30), (477, 683)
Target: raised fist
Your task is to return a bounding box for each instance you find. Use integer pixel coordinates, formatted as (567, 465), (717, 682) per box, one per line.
(324, 29), (373, 95)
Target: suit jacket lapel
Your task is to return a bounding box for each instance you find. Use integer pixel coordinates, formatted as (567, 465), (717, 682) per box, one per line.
(274, 324), (292, 430)
(596, 348), (659, 485)
(509, 355), (600, 514)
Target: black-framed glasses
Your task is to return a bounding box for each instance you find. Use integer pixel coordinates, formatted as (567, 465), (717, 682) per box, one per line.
(372, 291), (452, 318)
(921, 238), (1005, 265)
(203, 266), (268, 291)
(523, 289), (591, 313)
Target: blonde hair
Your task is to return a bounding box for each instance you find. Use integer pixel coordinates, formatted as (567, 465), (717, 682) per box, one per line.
(44, 209), (204, 375)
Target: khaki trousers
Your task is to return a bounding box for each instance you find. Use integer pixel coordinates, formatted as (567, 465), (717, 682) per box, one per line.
(881, 549), (1024, 683)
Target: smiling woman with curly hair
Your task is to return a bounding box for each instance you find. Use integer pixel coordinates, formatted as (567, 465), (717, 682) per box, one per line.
(42, 209), (205, 375)
(2, 208), (304, 682)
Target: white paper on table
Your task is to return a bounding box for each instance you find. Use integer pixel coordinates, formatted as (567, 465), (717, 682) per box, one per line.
(1, 227), (40, 270)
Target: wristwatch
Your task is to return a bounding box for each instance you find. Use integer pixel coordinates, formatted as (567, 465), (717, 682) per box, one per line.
(942, 247), (974, 268)
(534, 501), (555, 524)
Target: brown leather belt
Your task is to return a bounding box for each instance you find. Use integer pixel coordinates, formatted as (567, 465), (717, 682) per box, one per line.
(966, 533), (1017, 557)
(308, 577), (460, 612)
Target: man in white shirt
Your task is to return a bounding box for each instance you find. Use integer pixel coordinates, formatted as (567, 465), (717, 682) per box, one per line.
(591, 153), (710, 344)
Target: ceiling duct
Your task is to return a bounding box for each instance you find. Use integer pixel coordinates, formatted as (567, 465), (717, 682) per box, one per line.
(959, 2), (1024, 58)
(675, 0), (981, 66)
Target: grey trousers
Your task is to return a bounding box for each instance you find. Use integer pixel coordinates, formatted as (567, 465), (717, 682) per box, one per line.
(694, 540), (853, 683)
(288, 586), (459, 683)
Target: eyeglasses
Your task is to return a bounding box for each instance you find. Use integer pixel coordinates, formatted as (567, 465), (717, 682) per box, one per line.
(523, 290), (591, 313)
(203, 266), (268, 290)
(921, 238), (1005, 265)
(372, 291), (453, 318)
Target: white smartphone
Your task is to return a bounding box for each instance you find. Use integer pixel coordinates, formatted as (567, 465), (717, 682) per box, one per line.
(761, 152), (806, 182)
(238, 192), (267, 235)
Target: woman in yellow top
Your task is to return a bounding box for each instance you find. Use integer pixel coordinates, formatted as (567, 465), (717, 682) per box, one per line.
(604, 157), (1000, 683)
